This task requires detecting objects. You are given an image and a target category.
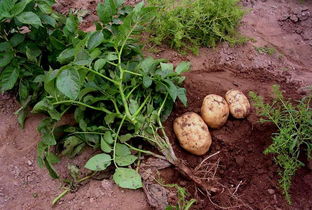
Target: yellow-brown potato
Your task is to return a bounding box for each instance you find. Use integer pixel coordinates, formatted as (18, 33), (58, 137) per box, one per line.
(173, 112), (212, 156)
(225, 89), (250, 119)
(200, 94), (229, 129)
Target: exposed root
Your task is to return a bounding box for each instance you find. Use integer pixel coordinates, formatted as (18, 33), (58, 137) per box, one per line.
(173, 160), (219, 193)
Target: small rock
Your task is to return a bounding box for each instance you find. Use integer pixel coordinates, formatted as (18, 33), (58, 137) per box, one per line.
(298, 11), (310, 21)
(290, 14), (299, 22)
(268, 189), (275, 195)
(27, 160), (33, 166)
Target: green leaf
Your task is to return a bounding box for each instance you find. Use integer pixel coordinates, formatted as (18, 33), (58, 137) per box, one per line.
(129, 99), (139, 115)
(56, 68), (81, 100)
(105, 52), (118, 61)
(115, 143), (131, 156)
(104, 131), (114, 144)
(0, 0), (16, 17)
(57, 48), (74, 64)
(73, 50), (92, 66)
(143, 76), (152, 88)
(116, 154), (137, 166)
(0, 42), (11, 52)
(175, 62), (190, 74)
(0, 65), (19, 92)
(94, 58), (106, 71)
(16, 12), (42, 27)
(17, 108), (27, 128)
(10, 34), (25, 47)
(44, 157), (59, 179)
(100, 136), (112, 153)
(38, 1), (52, 14)
(41, 133), (56, 146)
(32, 98), (61, 120)
(19, 80), (29, 101)
(87, 31), (104, 50)
(65, 15), (78, 33)
(0, 52), (13, 67)
(46, 152), (60, 164)
(119, 133), (133, 143)
(159, 63), (174, 78)
(10, 0), (32, 16)
(177, 88), (187, 106)
(40, 14), (56, 27)
(84, 153), (111, 171)
(97, 0), (117, 24)
(104, 113), (115, 124)
(26, 46), (41, 62)
(62, 136), (84, 157)
(113, 168), (142, 189)
(166, 80), (178, 101)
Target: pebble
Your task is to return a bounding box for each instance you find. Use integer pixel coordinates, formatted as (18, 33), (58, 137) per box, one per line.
(290, 15), (299, 22)
(27, 160), (33, 166)
(268, 189), (275, 195)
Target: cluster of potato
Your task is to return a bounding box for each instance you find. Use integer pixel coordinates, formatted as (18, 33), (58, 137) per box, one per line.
(174, 90), (250, 155)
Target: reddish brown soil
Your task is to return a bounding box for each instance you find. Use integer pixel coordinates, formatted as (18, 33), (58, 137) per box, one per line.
(0, 0), (312, 209)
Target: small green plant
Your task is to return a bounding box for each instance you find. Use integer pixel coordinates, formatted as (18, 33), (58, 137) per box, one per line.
(255, 46), (276, 55)
(249, 85), (312, 204)
(147, 0), (246, 54)
(156, 175), (196, 210)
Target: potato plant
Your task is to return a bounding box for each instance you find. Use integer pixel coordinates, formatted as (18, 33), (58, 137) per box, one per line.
(0, 0), (214, 195)
(31, 1), (190, 189)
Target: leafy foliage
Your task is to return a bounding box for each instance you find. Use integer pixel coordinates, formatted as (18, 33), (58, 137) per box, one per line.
(0, 0), (67, 128)
(163, 183), (196, 210)
(255, 46), (276, 55)
(147, 0), (246, 54)
(249, 85), (312, 203)
(0, 0), (190, 189)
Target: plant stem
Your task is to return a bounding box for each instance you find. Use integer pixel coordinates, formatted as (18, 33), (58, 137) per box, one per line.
(113, 116), (127, 167)
(124, 142), (166, 160)
(53, 100), (113, 115)
(123, 70), (143, 77)
(52, 188), (70, 206)
(80, 66), (119, 85)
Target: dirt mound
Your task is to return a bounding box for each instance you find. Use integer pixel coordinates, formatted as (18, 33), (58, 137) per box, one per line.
(162, 64), (312, 209)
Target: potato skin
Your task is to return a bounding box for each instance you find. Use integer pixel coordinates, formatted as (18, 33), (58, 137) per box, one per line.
(225, 89), (250, 119)
(200, 94), (229, 129)
(173, 112), (212, 156)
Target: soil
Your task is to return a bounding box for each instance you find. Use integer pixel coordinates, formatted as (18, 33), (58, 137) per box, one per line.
(1, 0), (312, 210)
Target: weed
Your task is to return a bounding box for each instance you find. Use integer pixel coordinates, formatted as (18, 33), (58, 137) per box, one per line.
(157, 178), (196, 210)
(249, 85), (312, 204)
(147, 0), (246, 54)
(255, 46), (276, 55)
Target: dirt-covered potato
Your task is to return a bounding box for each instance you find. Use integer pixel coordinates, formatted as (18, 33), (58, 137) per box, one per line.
(200, 94), (229, 129)
(225, 89), (251, 119)
(173, 112), (212, 156)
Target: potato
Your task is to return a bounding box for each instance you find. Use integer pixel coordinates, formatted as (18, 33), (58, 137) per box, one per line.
(225, 89), (250, 119)
(200, 94), (229, 129)
(173, 112), (212, 156)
